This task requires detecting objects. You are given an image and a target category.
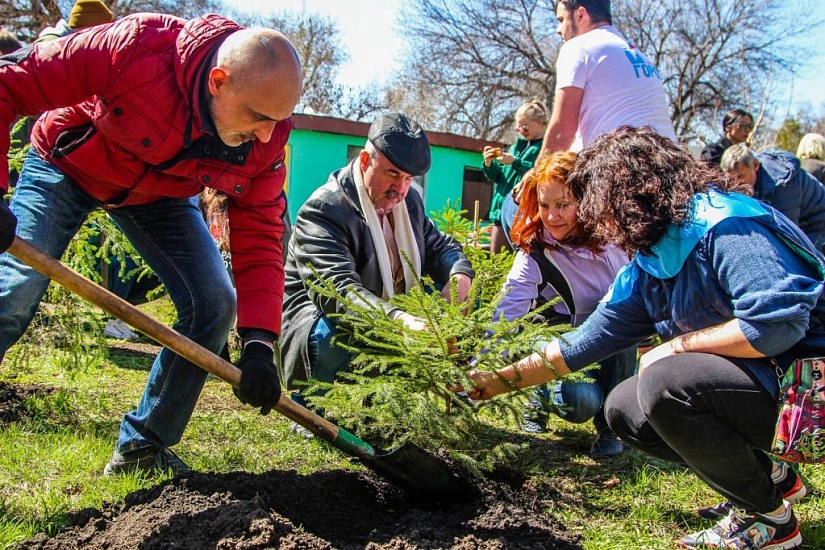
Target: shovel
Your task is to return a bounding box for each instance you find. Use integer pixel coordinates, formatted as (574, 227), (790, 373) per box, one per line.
(8, 236), (474, 498)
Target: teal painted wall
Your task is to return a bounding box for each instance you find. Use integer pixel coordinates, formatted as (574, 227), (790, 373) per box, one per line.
(284, 130), (362, 220)
(426, 147), (484, 216)
(285, 128), (484, 220)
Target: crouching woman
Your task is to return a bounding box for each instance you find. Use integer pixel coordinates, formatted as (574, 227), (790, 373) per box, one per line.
(464, 126), (825, 550)
(494, 151), (636, 456)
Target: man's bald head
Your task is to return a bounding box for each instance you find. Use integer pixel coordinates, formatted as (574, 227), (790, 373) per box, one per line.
(216, 28), (302, 107)
(208, 28), (303, 146)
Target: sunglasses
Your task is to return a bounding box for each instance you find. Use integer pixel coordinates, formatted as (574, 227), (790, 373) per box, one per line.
(733, 121), (753, 130)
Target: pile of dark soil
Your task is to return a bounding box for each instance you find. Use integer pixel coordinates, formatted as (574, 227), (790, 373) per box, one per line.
(19, 468), (582, 549)
(0, 380), (52, 425)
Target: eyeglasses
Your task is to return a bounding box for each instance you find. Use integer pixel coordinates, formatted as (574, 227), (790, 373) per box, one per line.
(515, 124), (531, 132)
(734, 121), (753, 130)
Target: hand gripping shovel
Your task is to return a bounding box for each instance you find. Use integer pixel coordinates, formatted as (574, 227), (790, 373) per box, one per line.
(8, 236), (473, 498)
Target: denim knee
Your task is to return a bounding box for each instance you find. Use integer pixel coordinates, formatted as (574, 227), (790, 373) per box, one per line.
(179, 278), (236, 352)
(554, 378), (604, 423)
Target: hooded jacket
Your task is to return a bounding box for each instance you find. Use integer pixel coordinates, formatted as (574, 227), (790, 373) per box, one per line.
(560, 191), (825, 396)
(0, 13), (291, 334)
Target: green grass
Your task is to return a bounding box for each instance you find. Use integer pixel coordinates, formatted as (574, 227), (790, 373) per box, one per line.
(1, 316), (824, 549)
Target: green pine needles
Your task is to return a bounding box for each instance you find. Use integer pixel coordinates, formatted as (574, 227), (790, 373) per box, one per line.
(298, 204), (580, 476)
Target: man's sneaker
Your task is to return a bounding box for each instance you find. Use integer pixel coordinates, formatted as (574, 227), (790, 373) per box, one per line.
(590, 429), (625, 457)
(679, 504), (802, 549)
(103, 447), (191, 477)
(698, 462), (807, 520)
(289, 420), (316, 440)
(287, 392), (318, 439)
(104, 319), (140, 341)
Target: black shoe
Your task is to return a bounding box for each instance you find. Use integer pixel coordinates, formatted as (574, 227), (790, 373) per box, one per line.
(590, 429), (625, 457)
(103, 447), (191, 477)
(697, 462), (807, 520)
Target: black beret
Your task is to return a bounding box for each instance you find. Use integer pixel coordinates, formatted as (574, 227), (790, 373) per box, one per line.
(367, 113), (431, 176)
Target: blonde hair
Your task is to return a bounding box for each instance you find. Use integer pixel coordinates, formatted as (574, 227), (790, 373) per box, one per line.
(515, 100), (549, 125)
(797, 133), (825, 161)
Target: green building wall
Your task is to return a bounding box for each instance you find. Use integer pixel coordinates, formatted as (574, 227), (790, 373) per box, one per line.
(284, 130), (357, 220)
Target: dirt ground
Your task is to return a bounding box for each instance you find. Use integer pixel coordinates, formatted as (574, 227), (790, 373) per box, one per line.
(2, 381), (582, 549)
(0, 380), (52, 425)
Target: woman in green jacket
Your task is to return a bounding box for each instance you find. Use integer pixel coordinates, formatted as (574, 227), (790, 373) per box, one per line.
(482, 100), (547, 253)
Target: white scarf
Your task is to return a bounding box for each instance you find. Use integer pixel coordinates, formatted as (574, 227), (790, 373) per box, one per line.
(354, 167), (421, 299)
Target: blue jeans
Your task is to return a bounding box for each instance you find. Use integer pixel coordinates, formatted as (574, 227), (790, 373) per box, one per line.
(307, 315), (354, 383)
(499, 194), (519, 249)
(1, 149), (236, 453)
(537, 346), (637, 425)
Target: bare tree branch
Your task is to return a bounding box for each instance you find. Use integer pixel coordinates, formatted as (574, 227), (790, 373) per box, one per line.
(389, 0), (822, 143)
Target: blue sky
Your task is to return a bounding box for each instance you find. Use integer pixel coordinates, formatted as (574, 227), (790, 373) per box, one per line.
(783, 7), (825, 113)
(226, 0), (824, 113)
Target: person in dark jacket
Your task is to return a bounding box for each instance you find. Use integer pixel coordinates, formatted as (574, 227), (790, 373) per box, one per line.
(699, 109), (753, 166)
(281, 113), (474, 389)
(720, 144), (825, 251)
(700, 108), (753, 166)
(0, 14), (303, 476)
(0, 29), (22, 55)
(797, 133), (825, 184)
(463, 126), (822, 549)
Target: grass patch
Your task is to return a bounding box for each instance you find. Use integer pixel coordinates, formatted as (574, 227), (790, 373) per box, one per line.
(1, 303), (824, 548)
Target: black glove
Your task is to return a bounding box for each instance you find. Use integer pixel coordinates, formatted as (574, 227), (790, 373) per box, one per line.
(233, 342), (281, 415)
(0, 201), (17, 253)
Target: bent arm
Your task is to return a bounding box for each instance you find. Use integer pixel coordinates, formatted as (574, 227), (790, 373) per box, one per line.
(640, 319), (763, 373)
(467, 339), (571, 400)
(540, 86), (583, 158)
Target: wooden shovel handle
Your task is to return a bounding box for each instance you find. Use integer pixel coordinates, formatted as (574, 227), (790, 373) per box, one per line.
(7, 236), (346, 444)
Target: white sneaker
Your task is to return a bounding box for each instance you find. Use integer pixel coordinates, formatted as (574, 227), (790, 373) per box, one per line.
(104, 319), (140, 340)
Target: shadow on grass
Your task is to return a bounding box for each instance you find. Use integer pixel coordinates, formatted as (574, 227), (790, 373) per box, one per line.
(106, 342), (158, 372)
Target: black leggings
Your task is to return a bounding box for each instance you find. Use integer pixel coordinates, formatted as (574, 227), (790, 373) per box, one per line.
(605, 352), (782, 513)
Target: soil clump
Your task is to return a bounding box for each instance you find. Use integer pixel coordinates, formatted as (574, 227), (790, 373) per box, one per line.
(18, 469), (581, 549)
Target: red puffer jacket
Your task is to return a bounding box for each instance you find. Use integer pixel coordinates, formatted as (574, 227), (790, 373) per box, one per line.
(0, 13), (291, 334)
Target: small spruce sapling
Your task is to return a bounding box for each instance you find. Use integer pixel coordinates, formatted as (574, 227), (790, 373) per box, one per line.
(300, 257), (575, 476)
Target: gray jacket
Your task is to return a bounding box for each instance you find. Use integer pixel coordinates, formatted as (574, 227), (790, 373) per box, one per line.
(280, 160), (474, 385)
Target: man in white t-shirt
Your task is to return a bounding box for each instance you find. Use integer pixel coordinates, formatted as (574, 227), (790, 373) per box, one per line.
(543, 0), (676, 154)
(503, 1), (675, 245)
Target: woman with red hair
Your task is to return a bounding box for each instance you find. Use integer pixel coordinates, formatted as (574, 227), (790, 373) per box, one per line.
(494, 151), (636, 456)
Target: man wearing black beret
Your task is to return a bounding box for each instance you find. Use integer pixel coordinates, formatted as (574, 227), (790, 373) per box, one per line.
(280, 112), (474, 389)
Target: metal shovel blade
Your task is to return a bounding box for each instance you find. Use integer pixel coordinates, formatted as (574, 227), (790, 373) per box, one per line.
(363, 442), (479, 500)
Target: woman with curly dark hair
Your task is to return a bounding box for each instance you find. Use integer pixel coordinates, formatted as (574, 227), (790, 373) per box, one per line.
(464, 126), (825, 549)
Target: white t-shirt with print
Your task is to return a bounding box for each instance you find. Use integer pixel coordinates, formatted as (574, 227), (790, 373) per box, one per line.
(556, 25), (677, 150)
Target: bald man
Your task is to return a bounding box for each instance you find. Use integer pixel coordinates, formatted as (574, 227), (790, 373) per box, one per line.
(0, 14), (302, 475)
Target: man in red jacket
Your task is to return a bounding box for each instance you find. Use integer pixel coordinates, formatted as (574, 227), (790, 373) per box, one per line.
(0, 13), (302, 475)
